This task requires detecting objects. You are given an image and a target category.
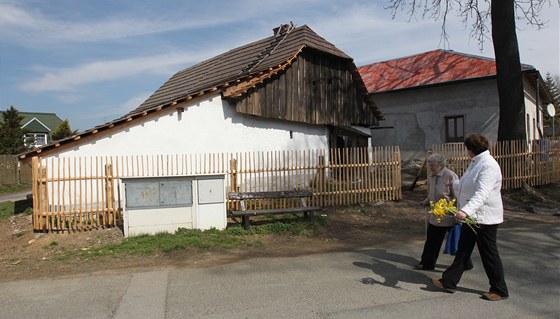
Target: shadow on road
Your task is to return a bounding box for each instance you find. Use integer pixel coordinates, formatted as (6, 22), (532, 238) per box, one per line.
(353, 248), (485, 295)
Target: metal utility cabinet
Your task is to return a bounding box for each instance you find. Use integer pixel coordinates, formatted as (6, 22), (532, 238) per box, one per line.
(121, 174), (226, 237)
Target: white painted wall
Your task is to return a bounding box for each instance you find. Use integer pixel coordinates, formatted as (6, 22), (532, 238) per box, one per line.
(39, 94), (332, 211)
(523, 76), (544, 140)
(370, 79), (499, 162)
(53, 94), (329, 159)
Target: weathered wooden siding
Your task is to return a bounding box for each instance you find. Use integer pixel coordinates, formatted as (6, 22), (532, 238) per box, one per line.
(232, 50), (375, 126)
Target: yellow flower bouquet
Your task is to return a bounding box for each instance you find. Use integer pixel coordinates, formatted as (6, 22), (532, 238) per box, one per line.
(429, 198), (478, 233)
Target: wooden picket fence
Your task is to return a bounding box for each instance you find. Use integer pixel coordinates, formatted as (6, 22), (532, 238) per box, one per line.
(432, 137), (560, 189)
(31, 146), (402, 232)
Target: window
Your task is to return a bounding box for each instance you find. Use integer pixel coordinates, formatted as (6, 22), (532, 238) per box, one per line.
(445, 115), (464, 143)
(532, 118), (537, 140)
(24, 133), (48, 147)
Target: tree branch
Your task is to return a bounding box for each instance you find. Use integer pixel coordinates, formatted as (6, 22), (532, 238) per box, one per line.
(387, 0), (556, 51)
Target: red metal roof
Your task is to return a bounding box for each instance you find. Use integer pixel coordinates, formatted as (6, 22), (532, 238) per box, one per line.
(358, 49), (502, 93)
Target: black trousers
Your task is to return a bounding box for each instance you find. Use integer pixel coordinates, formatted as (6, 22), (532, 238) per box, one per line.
(420, 224), (473, 269)
(441, 223), (509, 297)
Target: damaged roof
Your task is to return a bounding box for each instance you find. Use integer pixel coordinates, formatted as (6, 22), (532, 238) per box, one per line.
(128, 23), (354, 116)
(19, 23), (380, 160)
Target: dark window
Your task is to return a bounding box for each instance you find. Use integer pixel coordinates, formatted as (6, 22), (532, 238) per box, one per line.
(445, 115), (464, 143)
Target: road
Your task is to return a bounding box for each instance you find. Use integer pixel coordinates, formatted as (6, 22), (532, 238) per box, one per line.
(0, 191), (31, 202)
(1, 221), (558, 319)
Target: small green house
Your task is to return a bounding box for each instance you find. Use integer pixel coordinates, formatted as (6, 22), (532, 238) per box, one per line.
(0, 112), (63, 147)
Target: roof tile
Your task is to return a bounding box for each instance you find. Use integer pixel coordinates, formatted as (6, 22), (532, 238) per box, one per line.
(358, 49), (505, 93)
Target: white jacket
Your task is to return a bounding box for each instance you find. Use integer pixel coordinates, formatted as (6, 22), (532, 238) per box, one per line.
(452, 150), (503, 225)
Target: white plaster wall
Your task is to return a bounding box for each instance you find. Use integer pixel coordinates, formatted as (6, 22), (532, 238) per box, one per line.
(523, 76), (543, 140)
(39, 95), (331, 208)
(50, 94), (329, 158)
(370, 79), (500, 162)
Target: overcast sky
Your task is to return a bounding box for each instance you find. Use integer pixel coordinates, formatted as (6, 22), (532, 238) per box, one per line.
(1, 0), (558, 131)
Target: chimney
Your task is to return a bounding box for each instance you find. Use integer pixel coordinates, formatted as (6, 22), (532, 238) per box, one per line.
(273, 22), (295, 36)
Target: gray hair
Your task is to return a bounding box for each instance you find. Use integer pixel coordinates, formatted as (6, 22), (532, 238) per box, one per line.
(427, 153), (446, 167)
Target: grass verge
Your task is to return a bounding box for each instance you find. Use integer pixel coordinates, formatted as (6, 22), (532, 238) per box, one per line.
(0, 199), (33, 219)
(0, 201), (14, 220)
(57, 217), (326, 261)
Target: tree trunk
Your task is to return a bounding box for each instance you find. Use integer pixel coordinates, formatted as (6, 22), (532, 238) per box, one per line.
(492, 0), (526, 141)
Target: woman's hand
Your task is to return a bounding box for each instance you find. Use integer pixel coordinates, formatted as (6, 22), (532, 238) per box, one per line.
(455, 210), (467, 222)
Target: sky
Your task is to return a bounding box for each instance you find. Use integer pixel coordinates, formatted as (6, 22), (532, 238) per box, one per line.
(1, 0), (558, 132)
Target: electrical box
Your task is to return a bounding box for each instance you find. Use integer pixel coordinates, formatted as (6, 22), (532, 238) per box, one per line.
(122, 174), (226, 237)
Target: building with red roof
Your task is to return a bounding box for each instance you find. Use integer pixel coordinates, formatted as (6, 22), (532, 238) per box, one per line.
(358, 49), (552, 161)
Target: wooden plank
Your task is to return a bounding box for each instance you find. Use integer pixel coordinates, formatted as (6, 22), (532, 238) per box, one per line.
(228, 190), (313, 200)
(230, 206), (321, 216)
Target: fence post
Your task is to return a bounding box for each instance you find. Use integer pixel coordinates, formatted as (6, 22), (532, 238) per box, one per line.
(313, 155), (326, 206)
(31, 157), (39, 230)
(32, 156), (48, 230)
(229, 158), (238, 211)
(394, 146), (402, 200)
(105, 163), (114, 226)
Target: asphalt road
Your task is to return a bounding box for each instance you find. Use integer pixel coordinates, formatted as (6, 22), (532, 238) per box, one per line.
(0, 191), (31, 202)
(1, 221), (558, 318)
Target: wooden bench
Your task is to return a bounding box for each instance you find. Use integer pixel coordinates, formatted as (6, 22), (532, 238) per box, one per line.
(227, 190), (321, 229)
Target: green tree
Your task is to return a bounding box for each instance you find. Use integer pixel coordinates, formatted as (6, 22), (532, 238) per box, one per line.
(543, 73), (560, 133)
(388, 0), (556, 141)
(0, 106), (27, 154)
(51, 119), (77, 141)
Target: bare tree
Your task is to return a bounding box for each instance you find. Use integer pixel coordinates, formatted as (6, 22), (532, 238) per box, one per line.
(388, 0), (557, 141)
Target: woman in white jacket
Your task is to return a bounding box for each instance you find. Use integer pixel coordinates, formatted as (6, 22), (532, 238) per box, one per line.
(431, 133), (509, 301)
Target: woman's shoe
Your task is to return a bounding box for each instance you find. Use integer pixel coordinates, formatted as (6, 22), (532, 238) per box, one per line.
(414, 263), (434, 270)
(431, 278), (455, 293)
(482, 292), (508, 301)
